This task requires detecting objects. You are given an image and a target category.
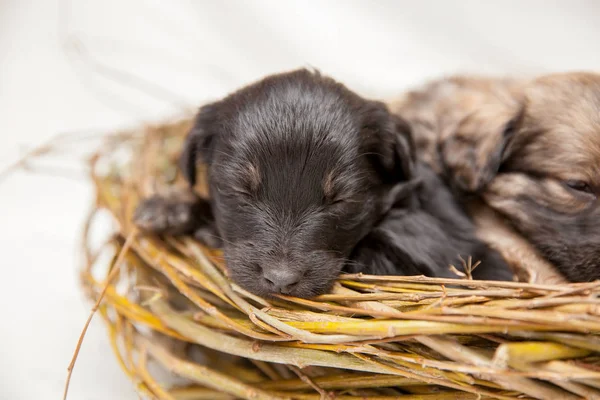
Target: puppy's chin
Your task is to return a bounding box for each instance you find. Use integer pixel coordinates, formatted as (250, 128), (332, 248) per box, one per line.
(481, 173), (600, 282)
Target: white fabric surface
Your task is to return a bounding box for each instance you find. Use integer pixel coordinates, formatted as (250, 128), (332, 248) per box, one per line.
(1, 1), (599, 399)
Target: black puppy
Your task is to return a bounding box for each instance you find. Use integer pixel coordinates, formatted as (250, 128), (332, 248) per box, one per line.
(134, 69), (512, 298)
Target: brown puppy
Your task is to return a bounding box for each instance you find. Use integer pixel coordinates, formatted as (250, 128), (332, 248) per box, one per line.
(392, 73), (600, 283)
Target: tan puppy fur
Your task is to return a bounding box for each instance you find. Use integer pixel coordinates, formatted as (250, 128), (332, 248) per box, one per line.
(391, 73), (600, 283)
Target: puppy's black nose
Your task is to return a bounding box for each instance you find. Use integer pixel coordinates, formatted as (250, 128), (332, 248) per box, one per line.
(263, 268), (302, 294)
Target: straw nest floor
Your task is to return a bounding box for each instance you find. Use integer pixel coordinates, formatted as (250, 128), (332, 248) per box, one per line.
(80, 117), (600, 400)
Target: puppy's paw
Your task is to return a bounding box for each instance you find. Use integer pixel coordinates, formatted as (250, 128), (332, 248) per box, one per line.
(133, 195), (198, 235)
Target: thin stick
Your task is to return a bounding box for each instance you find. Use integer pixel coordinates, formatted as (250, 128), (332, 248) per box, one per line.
(288, 365), (332, 400)
(0, 128), (105, 185)
(62, 229), (137, 400)
(0, 135), (59, 184)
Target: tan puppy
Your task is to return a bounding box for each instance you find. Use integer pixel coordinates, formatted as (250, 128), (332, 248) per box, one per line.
(391, 73), (600, 283)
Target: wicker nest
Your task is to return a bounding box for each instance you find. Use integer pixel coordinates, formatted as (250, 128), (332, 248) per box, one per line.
(80, 117), (600, 400)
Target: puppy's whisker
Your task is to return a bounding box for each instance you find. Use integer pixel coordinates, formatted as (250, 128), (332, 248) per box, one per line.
(311, 249), (344, 256)
(199, 233), (235, 247)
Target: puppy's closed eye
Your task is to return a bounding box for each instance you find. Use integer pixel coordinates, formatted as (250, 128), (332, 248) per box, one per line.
(329, 198), (351, 205)
(564, 180), (595, 196)
(215, 184), (254, 204)
(321, 171), (357, 206)
(222, 163), (261, 199)
(232, 188), (254, 198)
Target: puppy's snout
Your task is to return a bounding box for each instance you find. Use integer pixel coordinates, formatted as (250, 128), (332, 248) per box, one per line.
(263, 267), (302, 294)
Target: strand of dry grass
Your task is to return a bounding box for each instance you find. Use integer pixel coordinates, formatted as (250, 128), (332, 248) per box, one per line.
(63, 228), (137, 400)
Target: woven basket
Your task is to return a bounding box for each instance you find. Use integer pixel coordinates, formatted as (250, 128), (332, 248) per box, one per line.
(80, 117), (600, 400)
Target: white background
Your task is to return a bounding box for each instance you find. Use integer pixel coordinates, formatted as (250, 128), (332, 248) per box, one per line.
(1, 1), (600, 399)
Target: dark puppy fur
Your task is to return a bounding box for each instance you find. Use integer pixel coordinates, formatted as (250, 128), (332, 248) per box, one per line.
(350, 163), (512, 281)
(393, 73), (600, 282)
(135, 69), (511, 298)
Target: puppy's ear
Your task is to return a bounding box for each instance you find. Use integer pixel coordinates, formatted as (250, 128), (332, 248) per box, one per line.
(179, 102), (220, 186)
(360, 101), (415, 184)
(381, 178), (422, 213)
(440, 95), (525, 193)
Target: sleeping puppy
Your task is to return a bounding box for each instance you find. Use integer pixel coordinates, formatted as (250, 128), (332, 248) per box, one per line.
(134, 69), (511, 298)
(392, 73), (600, 283)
